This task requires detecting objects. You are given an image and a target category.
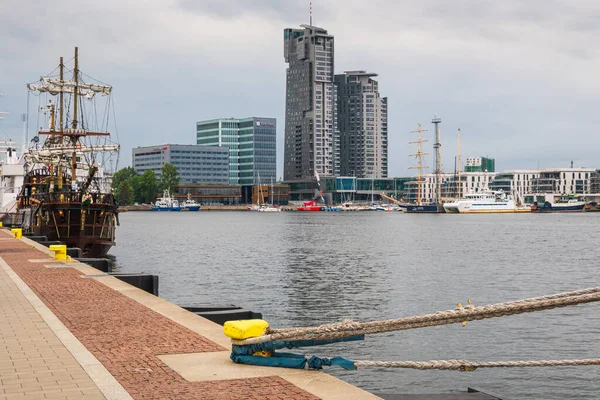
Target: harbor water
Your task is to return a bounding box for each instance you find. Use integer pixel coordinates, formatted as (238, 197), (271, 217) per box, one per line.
(111, 212), (600, 399)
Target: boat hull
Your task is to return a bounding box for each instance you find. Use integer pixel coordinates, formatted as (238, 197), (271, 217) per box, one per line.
(532, 203), (585, 212)
(183, 206), (200, 211)
(297, 206), (324, 211)
(152, 206), (181, 211)
(404, 204), (445, 213)
(21, 200), (118, 258)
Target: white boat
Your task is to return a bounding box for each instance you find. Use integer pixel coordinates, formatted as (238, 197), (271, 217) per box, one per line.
(0, 143), (25, 221)
(257, 204), (281, 212)
(152, 189), (181, 211)
(181, 193), (200, 211)
(250, 176), (281, 212)
(443, 190), (529, 214)
(340, 202), (360, 211)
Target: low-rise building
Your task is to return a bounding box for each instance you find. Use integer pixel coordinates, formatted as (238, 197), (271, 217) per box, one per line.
(174, 184), (241, 205)
(132, 144), (229, 185)
(489, 170), (540, 201)
(404, 172), (496, 203)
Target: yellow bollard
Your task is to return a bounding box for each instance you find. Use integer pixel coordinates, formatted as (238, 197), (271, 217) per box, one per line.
(10, 228), (22, 239)
(48, 244), (67, 261)
(0, 222), (3, 227)
(224, 319), (270, 340)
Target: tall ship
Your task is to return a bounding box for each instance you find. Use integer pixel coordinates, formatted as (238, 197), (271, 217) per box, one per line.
(16, 48), (120, 257)
(404, 123), (443, 213)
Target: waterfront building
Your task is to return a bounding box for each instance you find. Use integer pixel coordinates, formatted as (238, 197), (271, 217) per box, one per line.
(283, 25), (338, 180)
(529, 168), (595, 194)
(465, 156), (495, 173)
(196, 117), (277, 186)
(284, 176), (410, 203)
(524, 167), (597, 203)
(335, 71), (388, 178)
(404, 172), (496, 203)
(590, 170), (600, 194)
(489, 170), (540, 202)
(173, 184), (241, 205)
(251, 184), (290, 206)
(132, 144), (229, 185)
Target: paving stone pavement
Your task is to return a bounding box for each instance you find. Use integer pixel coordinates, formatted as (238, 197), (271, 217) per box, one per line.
(0, 232), (319, 400)
(0, 247), (105, 400)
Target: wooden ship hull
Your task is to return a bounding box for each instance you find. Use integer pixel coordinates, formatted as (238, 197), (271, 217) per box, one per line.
(24, 202), (117, 258)
(20, 185), (118, 258)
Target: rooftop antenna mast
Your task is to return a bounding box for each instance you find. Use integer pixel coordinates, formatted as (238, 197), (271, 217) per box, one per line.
(432, 116), (442, 204)
(409, 124), (429, 206)
(310, 1), (313, 25)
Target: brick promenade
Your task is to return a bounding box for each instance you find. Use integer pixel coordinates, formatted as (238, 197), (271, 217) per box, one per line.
(0, 231), (377, 400)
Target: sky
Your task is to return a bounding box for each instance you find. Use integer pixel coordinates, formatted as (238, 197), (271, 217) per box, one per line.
(1, 0), (599, 178)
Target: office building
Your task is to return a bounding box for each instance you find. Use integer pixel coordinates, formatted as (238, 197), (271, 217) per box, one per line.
(283, 25), (338, 180)
(465, 156), (495, 172)
(132, 144), (229, 185)
(335, 71), (388, 178)
(196, 117), (276, 186)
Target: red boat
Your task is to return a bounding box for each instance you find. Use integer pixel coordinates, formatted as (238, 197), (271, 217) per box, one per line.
(297, 200), (325, 212)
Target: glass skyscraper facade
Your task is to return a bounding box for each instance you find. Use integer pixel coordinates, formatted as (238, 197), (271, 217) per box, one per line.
(196, 117), (277, 186)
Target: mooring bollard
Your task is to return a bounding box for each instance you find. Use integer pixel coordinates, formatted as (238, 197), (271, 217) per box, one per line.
(10, 228), (22, 239)
(48, 244), (67, 261)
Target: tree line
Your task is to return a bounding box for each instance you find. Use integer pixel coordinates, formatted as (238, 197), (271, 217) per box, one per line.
(111, 163), (180, 205)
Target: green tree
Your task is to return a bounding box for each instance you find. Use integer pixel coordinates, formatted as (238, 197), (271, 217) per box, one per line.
(117, 181), (133, 205)
(137, 169), (158, 203)
(111, 167), (138, 190)
(160, 163), (180, 192)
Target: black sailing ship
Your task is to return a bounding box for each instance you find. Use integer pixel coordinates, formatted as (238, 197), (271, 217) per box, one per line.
(17, 47), (120, 257)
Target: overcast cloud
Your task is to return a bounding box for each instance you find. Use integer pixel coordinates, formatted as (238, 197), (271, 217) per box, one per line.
(1, 0), (599, 176)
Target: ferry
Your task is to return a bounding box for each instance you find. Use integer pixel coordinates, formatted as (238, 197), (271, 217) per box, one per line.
(443, 190), (530, 213)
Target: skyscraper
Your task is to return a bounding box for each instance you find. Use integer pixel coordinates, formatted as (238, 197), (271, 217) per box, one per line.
(283, 25), (337, 180)
(335, 71), (388, 178)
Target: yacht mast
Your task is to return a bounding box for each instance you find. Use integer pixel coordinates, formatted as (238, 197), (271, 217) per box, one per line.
(409, 124), (429, 206)
(457, 128), (462, 198)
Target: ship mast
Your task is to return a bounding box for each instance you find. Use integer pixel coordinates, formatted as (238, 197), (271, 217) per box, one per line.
(71, 47), (79, 183)
(59, 57), (64, 138)
(409, 124), (429, 206)
(432, 117), (442, 204)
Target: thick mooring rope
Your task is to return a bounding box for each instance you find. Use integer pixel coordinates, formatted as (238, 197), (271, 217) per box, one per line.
(353, 358), (600, 371)
(231, 286), (600, 345)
